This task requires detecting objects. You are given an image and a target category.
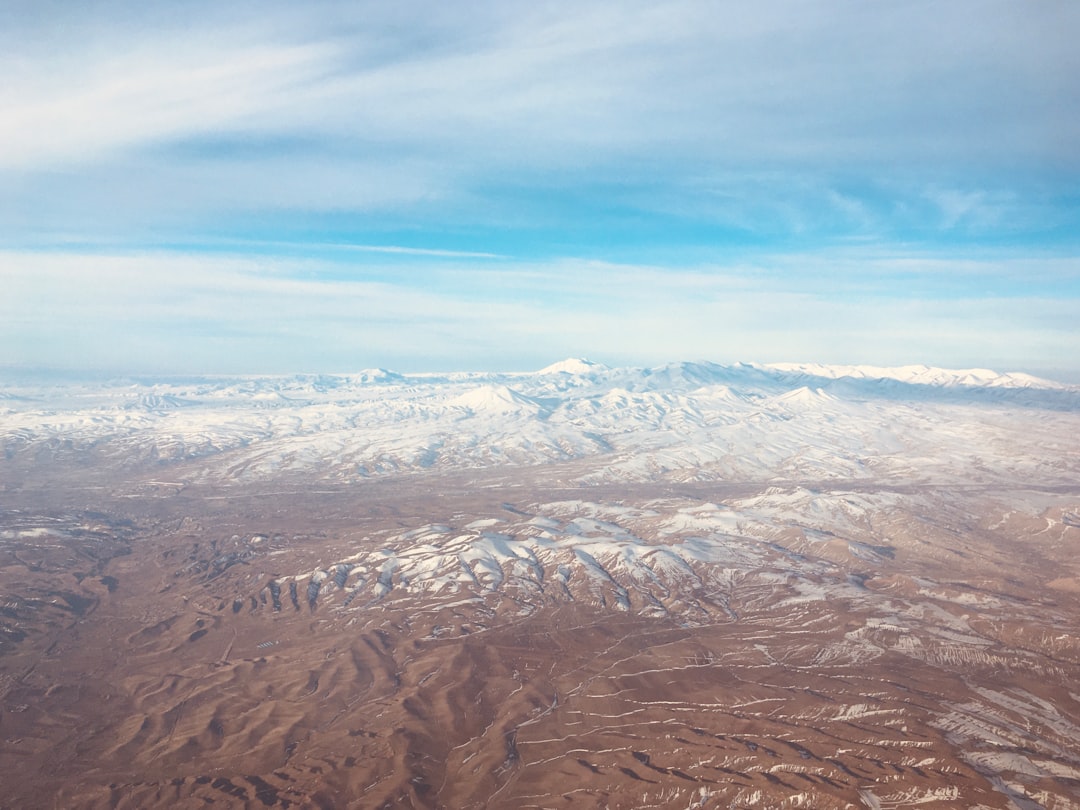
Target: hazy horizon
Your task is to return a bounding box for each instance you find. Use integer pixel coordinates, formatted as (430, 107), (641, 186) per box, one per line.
(3, 356), (1080, 389)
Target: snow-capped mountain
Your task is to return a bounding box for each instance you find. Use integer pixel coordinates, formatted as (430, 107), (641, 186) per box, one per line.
(1, 359), (1077, 488)
(535, 357), (607, 375)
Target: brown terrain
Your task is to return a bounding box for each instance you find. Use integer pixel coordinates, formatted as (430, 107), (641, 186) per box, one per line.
(2, 457), (1079, 809)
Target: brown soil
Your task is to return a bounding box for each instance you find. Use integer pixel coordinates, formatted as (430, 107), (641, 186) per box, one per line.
(1, 472), (1079, 809)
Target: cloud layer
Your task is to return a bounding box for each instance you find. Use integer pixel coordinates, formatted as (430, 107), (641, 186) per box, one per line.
(2, 1), (1078, 374)
(3, 249), (1076, 378)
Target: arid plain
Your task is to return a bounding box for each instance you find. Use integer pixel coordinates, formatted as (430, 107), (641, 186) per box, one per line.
(2, 361), (1079, 809)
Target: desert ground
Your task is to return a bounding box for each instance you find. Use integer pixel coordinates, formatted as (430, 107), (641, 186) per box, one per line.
(2, 467), (1079, 809)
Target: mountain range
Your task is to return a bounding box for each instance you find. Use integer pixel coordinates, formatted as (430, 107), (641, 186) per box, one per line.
(1, 359), (1078, 809)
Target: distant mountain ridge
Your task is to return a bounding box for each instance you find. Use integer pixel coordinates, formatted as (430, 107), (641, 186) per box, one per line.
(1, 358), (1077, 489)
(759, 361), (1066, 389)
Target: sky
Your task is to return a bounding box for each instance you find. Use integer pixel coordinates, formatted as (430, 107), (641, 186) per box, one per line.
(2, 0), (1079, 378)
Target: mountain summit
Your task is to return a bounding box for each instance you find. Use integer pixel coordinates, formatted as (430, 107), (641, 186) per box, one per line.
(537, 357), (606, 375)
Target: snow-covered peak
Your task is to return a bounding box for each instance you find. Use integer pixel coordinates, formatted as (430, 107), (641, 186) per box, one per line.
(537, 358), (606, 375)
(354, 368), (404, 384)
(448, 384), (546, 416)
(772, 386), (837, 408)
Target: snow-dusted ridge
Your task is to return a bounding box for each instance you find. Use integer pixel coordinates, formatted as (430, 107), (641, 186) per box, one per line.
(1, 359), (1078, 487)
(248, 494), (870, 622)
(448, 384), (548, 417)
(245, 487), (943, 624)
(760, 361), (1068, 390)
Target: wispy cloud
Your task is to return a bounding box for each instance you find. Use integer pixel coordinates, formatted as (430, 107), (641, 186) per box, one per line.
(221, 240), (506, 260)
(3, 248), (1077, 376)
(1, 39), (334, 170)
(3, 2), (1077, 208)
(1, 2), (1078, 374)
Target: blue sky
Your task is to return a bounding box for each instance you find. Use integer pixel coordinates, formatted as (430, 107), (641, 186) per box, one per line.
(2, 0), (1079, 377)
